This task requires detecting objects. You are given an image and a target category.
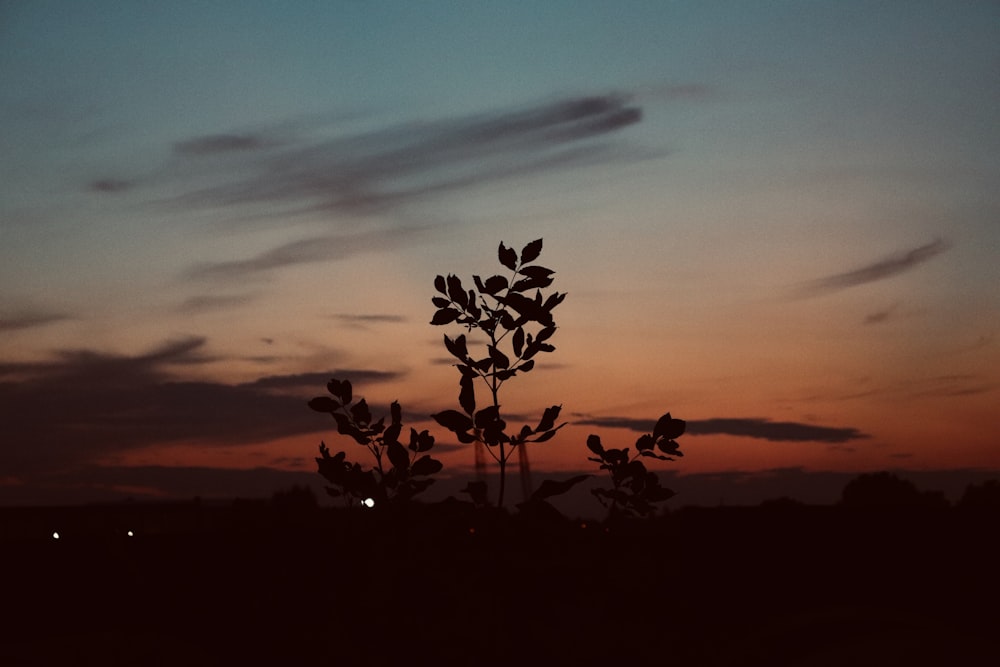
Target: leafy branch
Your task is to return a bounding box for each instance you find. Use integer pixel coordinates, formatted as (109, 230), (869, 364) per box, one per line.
(430, 239), (568, 507)
(587, 413), (686, 518)
(309, 378), (441, 506)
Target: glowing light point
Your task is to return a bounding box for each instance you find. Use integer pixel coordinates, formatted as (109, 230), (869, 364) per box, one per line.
(362, 498), (375, 508)
(52, 532), (60, 540)
(127, 530), (134, 537)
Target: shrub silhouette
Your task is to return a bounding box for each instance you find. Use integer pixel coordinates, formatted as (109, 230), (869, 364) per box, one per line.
(958, 479), (1000, 511)
(310, 238), (685, 515)
(309, 379), (441, 506)
(586, 413), (685, 517)
(840, 471), (947, 509)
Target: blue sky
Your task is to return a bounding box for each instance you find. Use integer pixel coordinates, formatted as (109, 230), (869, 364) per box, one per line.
(1, 1), (998, 507)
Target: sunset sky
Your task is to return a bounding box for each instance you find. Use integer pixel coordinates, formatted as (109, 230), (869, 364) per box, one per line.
(2, 1), (998, 509)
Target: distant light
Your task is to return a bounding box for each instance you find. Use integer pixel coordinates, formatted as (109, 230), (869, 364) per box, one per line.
(362, 498), (375, 508)
(126, 530), (134, 537)
(52, 532), (60, 540)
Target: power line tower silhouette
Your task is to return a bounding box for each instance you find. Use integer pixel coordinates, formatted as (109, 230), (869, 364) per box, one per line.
(474, 441), (533, 503)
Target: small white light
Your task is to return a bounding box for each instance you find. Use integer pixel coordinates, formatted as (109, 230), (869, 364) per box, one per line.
(127, 530), (134, 537)
(362, 497), (375, 508)
(52, 532), (60, 540)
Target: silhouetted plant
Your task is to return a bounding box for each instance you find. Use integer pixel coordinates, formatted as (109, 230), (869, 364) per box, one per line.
(429, 239), (572, 507)
(308, 239), (685, 516)
(309, 378), (441, 506)
(586, 413), (685, 517)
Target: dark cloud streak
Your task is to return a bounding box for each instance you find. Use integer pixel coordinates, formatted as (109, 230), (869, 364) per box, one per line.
(243, 369), (402, 391)
(172, 94), (645, 218)
(174, 133), (276, 156)
(0, 311), (71, 332)
(0, 338), (317, 476)
(575, 415), (867, 443)
(186, 226), (427, 279)
(795, 239), (950, 297)
(176, 294), (256, 314)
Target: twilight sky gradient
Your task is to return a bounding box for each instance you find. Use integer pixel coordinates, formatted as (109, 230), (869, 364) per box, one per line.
(2, 1), (998, 508)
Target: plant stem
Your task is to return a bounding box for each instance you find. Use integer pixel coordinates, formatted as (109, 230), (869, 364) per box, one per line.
(489, 325), (506, 508)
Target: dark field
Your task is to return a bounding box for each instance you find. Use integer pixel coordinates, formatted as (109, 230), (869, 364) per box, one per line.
(4, 502), (998, 666)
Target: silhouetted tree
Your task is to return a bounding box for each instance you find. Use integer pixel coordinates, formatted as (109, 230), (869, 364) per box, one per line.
(958, 479), (1000, 511)
(841, 471), (947, 509)
(271, 484), (318, 512)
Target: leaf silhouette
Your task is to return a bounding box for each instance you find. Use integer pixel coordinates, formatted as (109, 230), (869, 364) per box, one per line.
(498, 242), (518, 271)
(512, 327), (525, 358)
(635, 434), (655, 451)
(474, 405), (501, 429)
(530, 474), (591, 500)
(444, 334), (469, 362)
(653, 413), (686, 440)
(383, 422), (402, 447)
(657, 439), (684, 456)
(488, 345), (510, 370)
(520, 238), (543, 264)
(499, 292), (549, 324)
(350, 398), (371, 427)
(387, 440), (409, 470)
(411, 455), (443, 476)
(536, 404), (562, 432)
(431, 308), (460, 325)
(484, 275), (508, 294)
(432, 409), (473, 433)
(512, 266), (555, 292)
(409, 428), (434, 452)
(459, 372), (476, 415)
(308, 396), (338, 413)
(446, 274), (468, 309)
(327, 378), (352, 404)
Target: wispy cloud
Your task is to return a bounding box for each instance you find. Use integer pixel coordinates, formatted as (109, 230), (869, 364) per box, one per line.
(793, 239), (951, 298)
(174, 133), (278, 156)
(688, 418), (867, 443)
(575, 415), (867, 443)
(168, 93), (645, 217)
(242, 369), (402, 392)
(331, 314), (406, 327)
(863, 302), (899, 325)
(176, 293), (256, 314)
(186, 226), (427, 280)
(88, 179), (132, 193)
(803, 374), (993, 402)
(0, 310), (71, 332)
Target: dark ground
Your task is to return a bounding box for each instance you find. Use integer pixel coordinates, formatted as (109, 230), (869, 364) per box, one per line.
(3, 502), (998, 666)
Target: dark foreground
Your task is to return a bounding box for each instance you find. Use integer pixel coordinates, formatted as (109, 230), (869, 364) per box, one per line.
(4, 502), (998, 666)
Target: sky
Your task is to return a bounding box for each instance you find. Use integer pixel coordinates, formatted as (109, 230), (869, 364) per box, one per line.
(2, 1), (998, 510)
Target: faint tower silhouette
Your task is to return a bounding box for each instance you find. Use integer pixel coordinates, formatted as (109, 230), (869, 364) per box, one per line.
(474, 441), (533, 503)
